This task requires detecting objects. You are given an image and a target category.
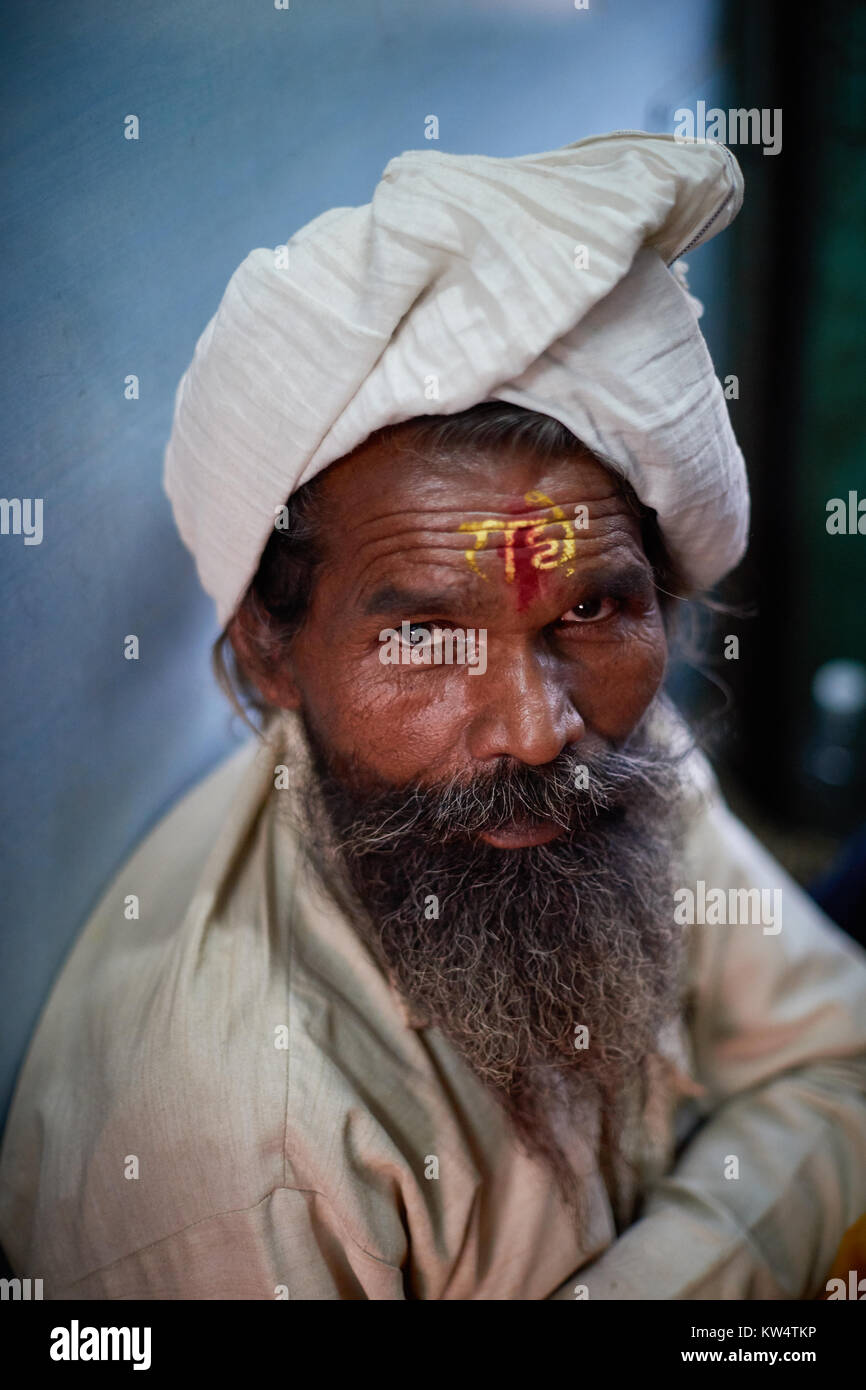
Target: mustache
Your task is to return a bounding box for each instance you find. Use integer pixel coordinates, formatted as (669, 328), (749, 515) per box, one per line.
(308, 731), (688, 856)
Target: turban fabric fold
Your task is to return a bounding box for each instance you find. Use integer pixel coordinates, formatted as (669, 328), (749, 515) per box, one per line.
(163, 129), (749, 626)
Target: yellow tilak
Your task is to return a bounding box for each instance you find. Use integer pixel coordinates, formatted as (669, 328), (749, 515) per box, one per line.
(458, 492), (578, 581)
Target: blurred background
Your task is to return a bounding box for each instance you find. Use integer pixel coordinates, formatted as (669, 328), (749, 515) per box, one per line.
(1, 0), (864, 1134)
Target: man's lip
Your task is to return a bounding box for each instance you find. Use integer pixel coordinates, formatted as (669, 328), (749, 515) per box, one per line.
(478, 818), (564, 849)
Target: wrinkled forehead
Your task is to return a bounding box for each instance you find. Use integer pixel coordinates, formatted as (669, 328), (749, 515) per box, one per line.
(316, 431), (638, 531)
(305, 435), (652, 617)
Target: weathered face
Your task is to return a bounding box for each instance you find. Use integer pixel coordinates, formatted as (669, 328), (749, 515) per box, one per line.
(261, 435), (684, 1197)
(267, 432), (668, 844)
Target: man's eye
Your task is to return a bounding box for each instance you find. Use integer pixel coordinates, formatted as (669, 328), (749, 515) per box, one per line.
(557, 597), (619, 625)
(401, 622), (441, 644)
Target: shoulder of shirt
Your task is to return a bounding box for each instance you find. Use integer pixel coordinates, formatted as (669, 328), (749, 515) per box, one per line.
(1, 713), (439, 1274)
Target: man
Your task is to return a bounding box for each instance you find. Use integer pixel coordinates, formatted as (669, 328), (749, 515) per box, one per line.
(1, 132), (864, 1300)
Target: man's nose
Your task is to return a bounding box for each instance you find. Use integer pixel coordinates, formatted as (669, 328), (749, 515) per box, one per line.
(464, 647), (586, 766)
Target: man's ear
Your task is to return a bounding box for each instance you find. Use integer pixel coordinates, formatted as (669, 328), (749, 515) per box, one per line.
(227, 609), (303, 711)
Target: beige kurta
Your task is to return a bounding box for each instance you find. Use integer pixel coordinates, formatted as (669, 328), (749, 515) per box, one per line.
(1, 710), (865, 1300)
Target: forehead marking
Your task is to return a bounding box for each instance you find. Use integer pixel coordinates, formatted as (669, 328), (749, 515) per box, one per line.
(456, 490), (586, 599)
(455, 490), (592, 612)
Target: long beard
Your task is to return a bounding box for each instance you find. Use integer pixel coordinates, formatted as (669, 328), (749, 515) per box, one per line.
(290, 704), (691, 1226)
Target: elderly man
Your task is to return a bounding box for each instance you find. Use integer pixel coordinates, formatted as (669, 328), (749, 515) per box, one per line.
(1, 132), (865, 1301)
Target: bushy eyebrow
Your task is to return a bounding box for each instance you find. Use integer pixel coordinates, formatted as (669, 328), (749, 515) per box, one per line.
(570, 562), (656, 603)
(362, 584), (469, 617)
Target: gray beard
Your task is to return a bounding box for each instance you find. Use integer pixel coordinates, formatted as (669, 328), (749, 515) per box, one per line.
(288, 701), (692, 1226)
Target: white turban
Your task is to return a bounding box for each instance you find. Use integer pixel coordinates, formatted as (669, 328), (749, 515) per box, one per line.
(163, 130), (749, 627)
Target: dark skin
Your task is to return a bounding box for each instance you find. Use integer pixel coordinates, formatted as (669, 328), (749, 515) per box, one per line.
(237, 433), (669, 847)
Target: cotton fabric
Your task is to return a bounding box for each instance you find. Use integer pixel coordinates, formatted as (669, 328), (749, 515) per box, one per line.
(163, 130), (749, 626)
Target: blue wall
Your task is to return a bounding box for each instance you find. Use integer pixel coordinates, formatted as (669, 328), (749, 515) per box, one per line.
(0, 0), (727, 1124)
